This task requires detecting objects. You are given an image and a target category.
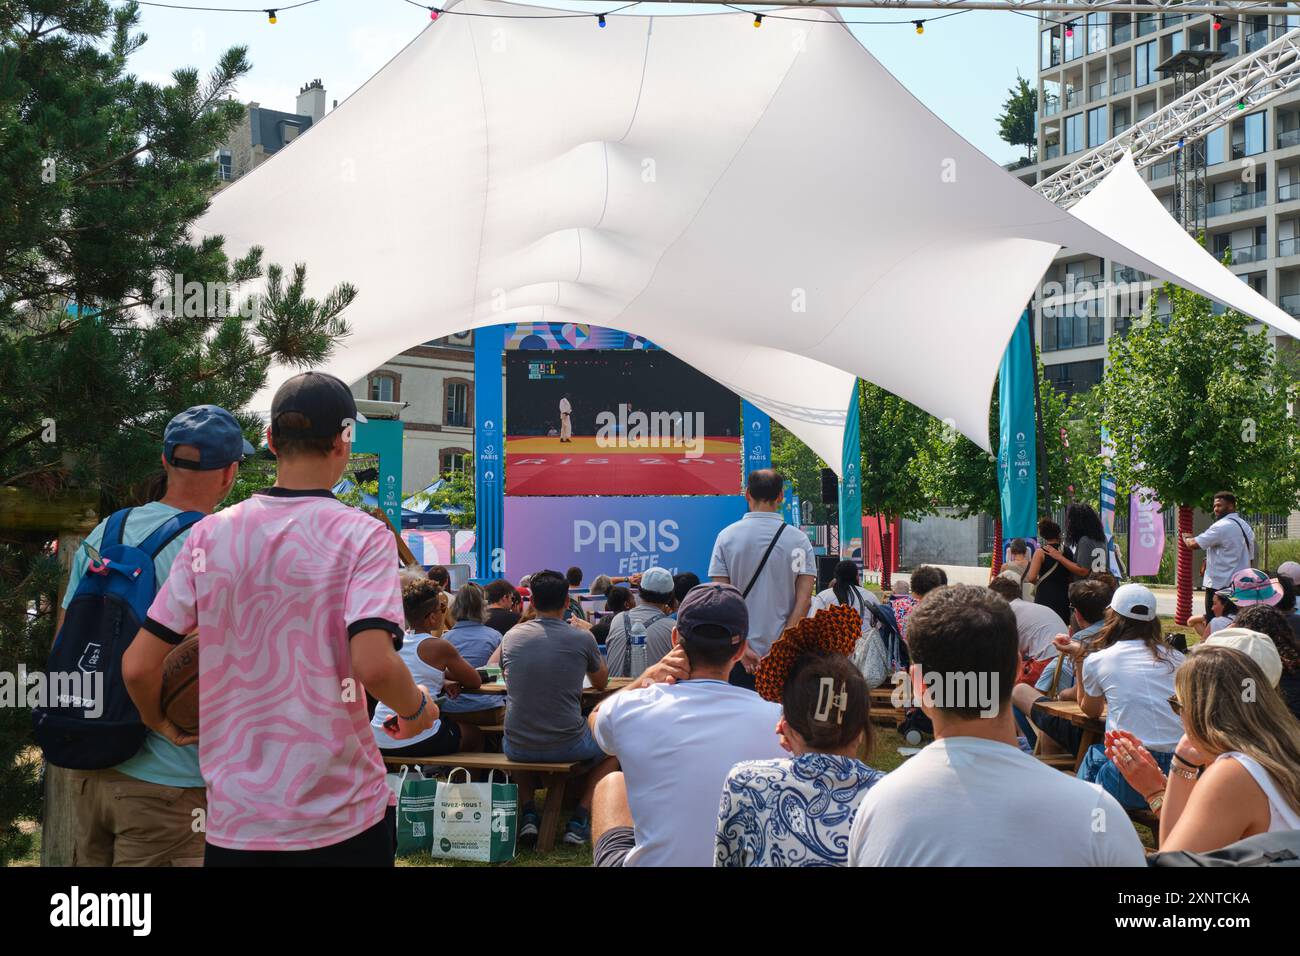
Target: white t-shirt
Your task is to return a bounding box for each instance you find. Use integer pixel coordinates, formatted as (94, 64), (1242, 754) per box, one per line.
(708, 511), (815, 658)
(809, 584), (880, 617)
(847, 736), (1146, 867)
(1010, 598), (1067, 662)
(1207, 614), (1235, 635)
(1196, 513), (1255, 588)
(591, 679), (784, 867)
(1080, 640), (1185, 751)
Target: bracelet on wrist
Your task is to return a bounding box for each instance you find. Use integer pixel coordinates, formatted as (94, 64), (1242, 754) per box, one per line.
(399, 692), (427, 722)
(1173, 752), (1205, 772)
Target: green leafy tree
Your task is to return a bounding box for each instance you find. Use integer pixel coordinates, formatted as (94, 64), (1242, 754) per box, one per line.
(858, 383), (934, 588)
(1088, 284), (1300, 622)
(998, 74), (1037, 165)
(412, 470), (476, 529)
(0, 1), (356, 864)
(770, 421), (827, 524)
(914, 356), (1080, 568)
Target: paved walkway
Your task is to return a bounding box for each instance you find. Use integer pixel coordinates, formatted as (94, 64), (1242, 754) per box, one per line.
(870, 564), (1183, 617)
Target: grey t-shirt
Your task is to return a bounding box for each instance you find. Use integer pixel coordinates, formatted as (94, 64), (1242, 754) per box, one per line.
(501, 617), (603, 752)
(605, 604), (675, 677)
(708, 511), (815, 658)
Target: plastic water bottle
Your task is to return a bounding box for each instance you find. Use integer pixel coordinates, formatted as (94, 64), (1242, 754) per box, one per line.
(629, 620), (648, 678)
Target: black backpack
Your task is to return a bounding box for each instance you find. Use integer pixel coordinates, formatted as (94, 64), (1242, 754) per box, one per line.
(32, 507), (203, 769)
(1148, 830), (1300, 867)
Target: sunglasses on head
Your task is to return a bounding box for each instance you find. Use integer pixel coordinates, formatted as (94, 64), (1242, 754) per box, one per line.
(1168, 694), (1183, 717)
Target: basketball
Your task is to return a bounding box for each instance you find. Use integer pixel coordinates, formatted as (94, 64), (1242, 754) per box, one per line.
(160, 634), (200, 736)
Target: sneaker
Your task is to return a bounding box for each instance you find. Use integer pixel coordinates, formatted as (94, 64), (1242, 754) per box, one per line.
(519, 809), (540, 842)
(562, 817), (590, 845)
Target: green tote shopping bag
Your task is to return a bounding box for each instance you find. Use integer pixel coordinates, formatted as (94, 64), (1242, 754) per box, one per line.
(386, 765), (440, 857)
(430, 768), (518, 863)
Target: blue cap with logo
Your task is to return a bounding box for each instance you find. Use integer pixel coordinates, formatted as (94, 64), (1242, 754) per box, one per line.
(163, 405), (255, 470)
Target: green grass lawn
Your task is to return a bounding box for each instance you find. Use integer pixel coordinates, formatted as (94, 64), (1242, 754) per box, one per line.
(12, 723), (1154, 866)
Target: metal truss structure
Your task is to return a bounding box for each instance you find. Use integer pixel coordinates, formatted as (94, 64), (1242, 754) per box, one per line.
(1037, 27), (1300, 208)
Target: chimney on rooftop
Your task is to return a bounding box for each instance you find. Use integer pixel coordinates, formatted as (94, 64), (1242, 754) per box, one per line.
(296, 78), (326, 124)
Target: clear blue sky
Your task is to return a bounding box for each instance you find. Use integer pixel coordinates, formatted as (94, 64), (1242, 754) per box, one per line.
(121, 0), (1037, 164)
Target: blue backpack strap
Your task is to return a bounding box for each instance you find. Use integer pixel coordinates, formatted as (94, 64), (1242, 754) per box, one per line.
(137, 511), (205, 559)
(101, 508), (132, 549)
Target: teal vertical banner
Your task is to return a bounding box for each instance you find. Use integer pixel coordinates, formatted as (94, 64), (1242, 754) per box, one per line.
(998, 311), (1038, 540)
(782, 480), (794, 523)
(353, 418), (405, 529)
(741, 401), (771, 485)
(839, 381), (863, 559)
(475, 325), (505, 580)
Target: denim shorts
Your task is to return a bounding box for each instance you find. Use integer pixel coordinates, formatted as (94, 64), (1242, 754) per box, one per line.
(1078, 742), (1174, 810)
(503, 726), (606, 764)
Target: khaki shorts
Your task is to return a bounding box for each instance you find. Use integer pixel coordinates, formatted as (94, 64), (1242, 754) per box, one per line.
(70, 768), (206, 867)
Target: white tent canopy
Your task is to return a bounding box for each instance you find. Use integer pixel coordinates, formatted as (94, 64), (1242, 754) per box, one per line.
(197, 1), (1300, 468)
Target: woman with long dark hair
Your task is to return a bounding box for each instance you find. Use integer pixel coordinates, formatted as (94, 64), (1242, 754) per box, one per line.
(808, 560), (886, 686)
(1025, 518), (1072, 624)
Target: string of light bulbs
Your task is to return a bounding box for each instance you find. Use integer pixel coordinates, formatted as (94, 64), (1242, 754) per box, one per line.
(128, 0), (972, 31)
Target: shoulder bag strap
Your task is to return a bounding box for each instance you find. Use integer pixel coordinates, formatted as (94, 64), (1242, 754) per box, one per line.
(741, 521), (788, 599)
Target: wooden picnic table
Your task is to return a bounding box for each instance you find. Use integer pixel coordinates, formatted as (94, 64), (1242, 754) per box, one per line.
(477, 676), (634, 704)
(1031, 698), (1107, 772)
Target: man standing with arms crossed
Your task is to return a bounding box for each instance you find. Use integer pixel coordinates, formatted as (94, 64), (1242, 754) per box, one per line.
(708, 468), (815, 690)
(1182, 491), (1256, 621)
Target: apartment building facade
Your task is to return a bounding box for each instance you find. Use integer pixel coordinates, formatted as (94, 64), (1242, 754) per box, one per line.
(349, 334), (476, 495)
(1019, 6), (1300, 538)
(1027, 6), (1300, 400)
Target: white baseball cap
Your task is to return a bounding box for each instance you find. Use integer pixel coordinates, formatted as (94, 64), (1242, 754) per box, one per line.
(1110, 583), (1158, 622)
(638, 566), (675, 596)
(1277, 561), (1300, 587)
(1203, 628), (1284, 688)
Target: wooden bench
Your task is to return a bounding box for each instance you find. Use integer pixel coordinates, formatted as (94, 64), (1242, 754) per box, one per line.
(383, 752), (581, 852)
(869, 686), (907, 727)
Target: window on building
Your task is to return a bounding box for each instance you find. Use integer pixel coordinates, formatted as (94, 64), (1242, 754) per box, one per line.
(1245, 112), (1267, 156)
(441, 448), (470, 475)
(1064, 113), (1084, 154)
(1041, 29), (1061, 70)
(1206, 126), (1225, 165)
(1065, 23), (1083, 61)
(1043, 359), (1104, 397)
(444, 381), (470, 428)
(1087, 107), (1107, 148)
(1135, 41), (1158, 87)
(368, 373), (397, 402)
(1086, 12), (1108, 53)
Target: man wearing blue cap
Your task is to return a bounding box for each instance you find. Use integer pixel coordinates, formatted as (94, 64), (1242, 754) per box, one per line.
(61, 404), (251, 866)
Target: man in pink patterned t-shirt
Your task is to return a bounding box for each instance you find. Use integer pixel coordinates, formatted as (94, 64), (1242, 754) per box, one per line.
(124, 372), (435, 865)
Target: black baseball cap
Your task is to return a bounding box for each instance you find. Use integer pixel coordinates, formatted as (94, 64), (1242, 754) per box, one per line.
(676, 583), (748, 644)
(270, 371), (367, 439)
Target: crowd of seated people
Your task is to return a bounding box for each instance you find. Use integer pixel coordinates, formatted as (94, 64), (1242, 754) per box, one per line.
(385, 550), (1300, 867)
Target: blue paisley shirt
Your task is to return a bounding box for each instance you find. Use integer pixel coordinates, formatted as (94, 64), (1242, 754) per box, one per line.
(715, 753), (885, 867)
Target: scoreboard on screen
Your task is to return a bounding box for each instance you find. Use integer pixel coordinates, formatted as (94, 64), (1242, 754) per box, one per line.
(500, 324), (748, 578)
